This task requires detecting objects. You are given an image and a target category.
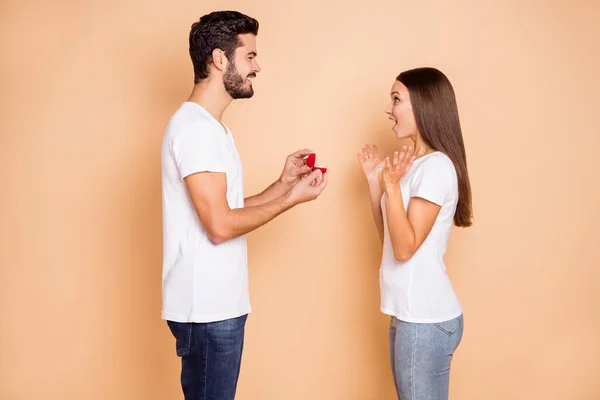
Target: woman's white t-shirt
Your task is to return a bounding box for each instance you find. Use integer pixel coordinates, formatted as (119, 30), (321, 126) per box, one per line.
(380, 151), (463, 323)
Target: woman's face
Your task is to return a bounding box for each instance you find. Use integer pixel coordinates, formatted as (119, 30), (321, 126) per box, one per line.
(385, 80), (418, 140)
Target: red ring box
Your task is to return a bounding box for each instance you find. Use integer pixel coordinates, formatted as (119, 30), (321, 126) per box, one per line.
(306, 153), (327, 173)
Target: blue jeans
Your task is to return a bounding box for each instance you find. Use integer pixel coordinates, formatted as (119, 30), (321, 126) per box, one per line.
(389, 314), (463, 400)
(167, 314), (248, 400)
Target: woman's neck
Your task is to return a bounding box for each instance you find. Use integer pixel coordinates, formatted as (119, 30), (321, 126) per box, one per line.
(411, 135), (435, 159)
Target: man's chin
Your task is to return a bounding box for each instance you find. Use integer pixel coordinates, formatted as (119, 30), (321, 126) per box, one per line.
(231, 89), (254, 99)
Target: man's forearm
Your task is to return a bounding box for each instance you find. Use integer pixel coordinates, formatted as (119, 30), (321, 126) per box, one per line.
(210, 194), (295, 243)
(244, 179), (291, 207)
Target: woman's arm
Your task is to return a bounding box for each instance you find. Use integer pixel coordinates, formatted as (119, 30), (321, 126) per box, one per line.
(357, 144), (386, 244)
(384, 187), (440, 261)
(368, 181), (385, 244)
(382, 147), (451, 262)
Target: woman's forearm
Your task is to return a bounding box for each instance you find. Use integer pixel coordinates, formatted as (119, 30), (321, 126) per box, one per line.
(368, 180), (385, 244)
(384, 185), (416, 261)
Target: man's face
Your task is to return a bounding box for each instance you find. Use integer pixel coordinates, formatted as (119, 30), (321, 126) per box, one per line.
(223, 34), (261, 99)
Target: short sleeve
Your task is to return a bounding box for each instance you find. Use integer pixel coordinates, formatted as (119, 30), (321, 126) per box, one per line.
(410, 157), (453, 206)
(170, 122), (227, 180)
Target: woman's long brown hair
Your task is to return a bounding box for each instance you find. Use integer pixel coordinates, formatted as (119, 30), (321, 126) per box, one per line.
(398, 67), (473, 227)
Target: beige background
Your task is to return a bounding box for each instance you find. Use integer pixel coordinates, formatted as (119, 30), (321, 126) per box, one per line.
(2, 0), (599, 398)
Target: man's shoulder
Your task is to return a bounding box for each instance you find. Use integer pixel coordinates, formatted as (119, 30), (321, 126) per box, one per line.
(167, 104), (219, 137)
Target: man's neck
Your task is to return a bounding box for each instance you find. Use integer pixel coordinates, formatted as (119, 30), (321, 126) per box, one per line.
(187, 79), (232, 122)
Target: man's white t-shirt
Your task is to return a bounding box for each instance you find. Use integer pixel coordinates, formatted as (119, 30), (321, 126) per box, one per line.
(380, 151), (463, 323)
(161, 101), (250, 323)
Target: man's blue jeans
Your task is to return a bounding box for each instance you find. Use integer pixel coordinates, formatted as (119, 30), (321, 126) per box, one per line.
(167, 314), (248, 400)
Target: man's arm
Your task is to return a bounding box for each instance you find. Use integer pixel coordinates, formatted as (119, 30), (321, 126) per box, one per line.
(186, 168), (326, 244)
(244, 179), (291, 207)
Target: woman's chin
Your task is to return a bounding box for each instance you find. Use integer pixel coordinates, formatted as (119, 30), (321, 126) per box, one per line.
(394, 130), (408, 140)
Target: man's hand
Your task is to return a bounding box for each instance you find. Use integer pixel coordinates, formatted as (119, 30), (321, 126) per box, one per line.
(286, 169), (328, 205)
(245, 148), (316, 208)
(279, 149), (314, 186)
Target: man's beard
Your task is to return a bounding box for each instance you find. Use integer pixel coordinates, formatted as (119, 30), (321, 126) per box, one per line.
(223, 62), (254, 99)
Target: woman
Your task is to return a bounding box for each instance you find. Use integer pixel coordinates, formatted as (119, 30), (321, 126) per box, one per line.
(357, 67), (473, 399)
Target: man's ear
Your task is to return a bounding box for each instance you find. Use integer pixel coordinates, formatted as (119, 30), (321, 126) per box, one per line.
(211, 49), (227, 72)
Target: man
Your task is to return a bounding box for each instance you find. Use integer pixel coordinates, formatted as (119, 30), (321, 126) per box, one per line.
(160, 10), (328, 399)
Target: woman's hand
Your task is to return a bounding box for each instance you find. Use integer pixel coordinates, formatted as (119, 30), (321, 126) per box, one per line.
(358, 144), (386, 187)
(382, 145), (416, 190)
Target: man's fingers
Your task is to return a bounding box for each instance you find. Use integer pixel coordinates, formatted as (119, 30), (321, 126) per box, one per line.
(315, 170), (325, 186)
(307, 168), (322, 181)
(294, 165), (312, 176)
(310, 171), (328, 192)
(317, 171), (328, 190)
(291, 148), (313, 159)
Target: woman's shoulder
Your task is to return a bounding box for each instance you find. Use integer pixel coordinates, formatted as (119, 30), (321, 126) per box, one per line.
(407, 151), (457, 205)
(414, 151), (456, 176)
